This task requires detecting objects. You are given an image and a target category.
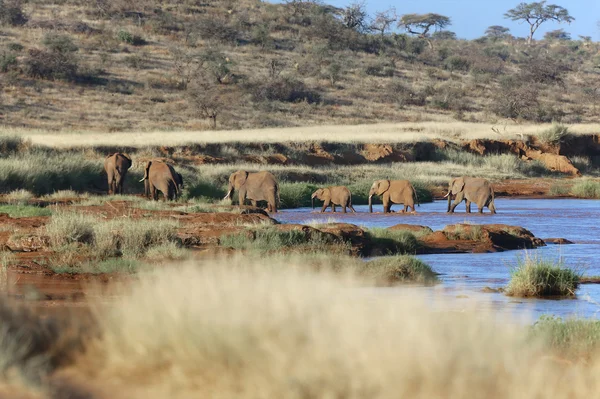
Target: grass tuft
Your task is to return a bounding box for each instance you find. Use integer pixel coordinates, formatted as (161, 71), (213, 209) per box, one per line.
(570, 180), (600, 199)
(537, 123), (570, 145)
(360, 256), (438, 285)
(0, 204), (51, 218)
(5, 189), (34, 205)
(531, 316), (600, 358)
(366, 228), (419, 254)
(505, 254), (580, 297)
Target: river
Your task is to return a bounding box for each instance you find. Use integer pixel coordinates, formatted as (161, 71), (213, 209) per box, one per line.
(277, 199), (600, 321)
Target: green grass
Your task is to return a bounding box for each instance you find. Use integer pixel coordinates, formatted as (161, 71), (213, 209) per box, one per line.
(219, 226), (349, 254)
(0, 204), (51, 217)
(52, 258), (142, 274)
(532, 316), (600, 358)
(537, 123), (570, 145)
(279, 182), (318, 209)
(366, 228), (420, 255)
(548, 183), (571, 197)
(505, 254), (580, 297)
(444, 224), (484, 241)
(570, 180), (600, 199)
(359, 256), (439, 285)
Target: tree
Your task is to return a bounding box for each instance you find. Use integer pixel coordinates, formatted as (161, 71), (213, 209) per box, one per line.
(284, 0), (321, 17)
(432, 30), (457, 40)
(544, 28), (570, 41)
(340, 1), (368, 32)
(504, 1), (574, 44)
(485, 25), (511, 39)
(399, 13), (451, 48)
(370, 8), (396, 38)
(188, 82), (226, 129)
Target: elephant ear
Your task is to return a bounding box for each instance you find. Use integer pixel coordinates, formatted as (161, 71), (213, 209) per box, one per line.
(144, 161), (152, 178)
(452, 178), (465, 195)
(323, 188), (331, 199)
(235, 171), (249, 188)
(122, 154), (132, 169)
(378, 180), (390, 195)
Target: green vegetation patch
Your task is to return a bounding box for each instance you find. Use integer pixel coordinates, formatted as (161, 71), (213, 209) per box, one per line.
(505, 255), (580, 297)
(0, 204), (51, 218)
(360, 256), (438, 285)
(366, 228), (420, 254)
(570, 180), (600, 199)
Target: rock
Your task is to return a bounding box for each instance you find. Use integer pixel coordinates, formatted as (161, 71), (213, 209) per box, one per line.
(361, 144), (413, 163)
(192, 155), (227, 165)
(481, 287), (504, 293)
(527, 151), (580, 176)
(388, 224), (433, 235)
(7, 235), (50, 252)
(544, 238), (574, 245)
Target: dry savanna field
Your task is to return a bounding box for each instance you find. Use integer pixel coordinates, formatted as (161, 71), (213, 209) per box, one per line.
(1, 0), (600, 398)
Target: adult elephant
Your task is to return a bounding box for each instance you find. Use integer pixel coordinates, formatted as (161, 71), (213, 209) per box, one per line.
(104, 153), (132, 195)
(368, 180), (418, 213)
(224, 170), (279, 213)
(444, 176), (496, 214)
(140, 160), (181, 201)
(311, 186), (356, 213)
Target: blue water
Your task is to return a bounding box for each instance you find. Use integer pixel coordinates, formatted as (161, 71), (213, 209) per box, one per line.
(277, 199), (600, 321)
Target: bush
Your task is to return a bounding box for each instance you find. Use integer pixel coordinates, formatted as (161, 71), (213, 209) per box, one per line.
(188, 16), (238, 44)
(279, 182), (318, 208)
(364, 61), (395, 77)
(46, 211), (97, 247)
(360, 256), (438, 285)
(0, 52), (17, 73)
(5, 188), (33, 205)
(42, 33), (78, 54)
(532, 316), (600, 357)
(386, 81), (425, 107)
(537, 124), (570, 145)
(444, 56), (470, 72)
(505, 254), (580, 297)
(490, 83), (540, 121)
(6, 42), (23, 52)
(250, 77), (321, 104)
(117, 30), (146, 46)
(0, 0), (27, 26)
(23, 49), (78, 81)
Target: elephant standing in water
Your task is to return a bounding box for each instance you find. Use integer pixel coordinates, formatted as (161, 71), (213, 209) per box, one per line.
(104, 153), (132, 195)
(445, 176), (496, 214)
(311, 186), (356, 213)
(140, 160), (182, 201)
(224, 170), (279, 213)
(369, 180), (419, 213)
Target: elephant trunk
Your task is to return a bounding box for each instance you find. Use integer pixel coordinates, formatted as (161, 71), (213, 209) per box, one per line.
(368, 194), (373, 213)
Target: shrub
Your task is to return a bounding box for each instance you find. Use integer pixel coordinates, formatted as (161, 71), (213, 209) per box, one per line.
(0, 51), (17, 73)
(386, 81), (425, 107)
(23, 49), (78, 81)
(505, 254), (580, 297)
(46, 211), (97, 247)
(42, 33), (78, 54)
(279, 182), (317, 208)
(360, 256), (438, 285)
(116, 30), (145, 46)
(188, 16), (238, 44)
(250, 77), (321, 104)
(6, 42), (23, 52)
(5, 189), (33, 205)
(0, 135), (29, 156)
(0, 0), (27, 26)
(366, 228), (419, 255)
(364, 61), (395, 77)
(444, 56), (470, 72)
(537, 124), (570, 145)
(490, 84), (540, 121)
(570, 180), (600, 199)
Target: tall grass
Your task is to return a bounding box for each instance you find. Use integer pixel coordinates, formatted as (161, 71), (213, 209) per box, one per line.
(570, 180), (600, 199)
(505, 254), (580, 297)
(359, 256), (438, 285)
(366, 228), (420, 254)
(532, 316), (600, 358)
(537, 123), (570, 145)
(57, 260), (600, 398)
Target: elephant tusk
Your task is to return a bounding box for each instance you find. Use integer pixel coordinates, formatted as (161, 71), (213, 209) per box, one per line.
(443, 192), (451, 199)
(139, 178), (146, 183)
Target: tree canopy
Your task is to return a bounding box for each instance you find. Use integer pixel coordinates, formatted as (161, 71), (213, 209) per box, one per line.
(504, 1), (574, 44)
(399, 13), (451, 38)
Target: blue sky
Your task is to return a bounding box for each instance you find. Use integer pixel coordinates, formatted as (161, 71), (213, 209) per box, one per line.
(274, 0), (599, 40)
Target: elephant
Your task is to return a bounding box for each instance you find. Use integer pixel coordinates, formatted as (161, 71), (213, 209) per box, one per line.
(368, 180), (419, 213)
(444, 176), (496, 214)
(311, 186), (356, 213)
(140, 160), (181, 201)
(104, 153), (132, 195)
(224, 170), (279, 213)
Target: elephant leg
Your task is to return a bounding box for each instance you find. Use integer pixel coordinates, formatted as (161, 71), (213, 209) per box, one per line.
(251, 200), (257, 208)
(342, 205), (347, 213)
(450, 193), (464, 213)
(151, 185), (158, 201)
(465, 200), (472, 213)
(332, 203), (336, 213)
(320, 200), (329, 213)
(349, 205), (356, 213)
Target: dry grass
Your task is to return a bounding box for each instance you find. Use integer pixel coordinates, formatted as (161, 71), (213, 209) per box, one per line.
(52, 258), (600, 398)
(4, 122), (600, 148)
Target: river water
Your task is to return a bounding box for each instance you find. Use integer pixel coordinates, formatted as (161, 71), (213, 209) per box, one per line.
(277, 199), (600, 321)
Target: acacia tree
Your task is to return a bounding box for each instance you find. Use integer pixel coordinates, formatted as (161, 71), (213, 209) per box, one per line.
(340, 1), (368, 32)
(504, 1), (574, 44)
(398, 13), (451, 48)
(370, 7), (396, 38)
(485, 25), (511, 40)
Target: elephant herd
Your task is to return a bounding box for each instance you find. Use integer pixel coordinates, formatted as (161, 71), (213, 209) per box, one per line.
(103, 153), (497, 214)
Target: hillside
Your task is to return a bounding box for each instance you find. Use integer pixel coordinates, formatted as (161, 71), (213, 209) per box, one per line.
(0, 0), (599, 132)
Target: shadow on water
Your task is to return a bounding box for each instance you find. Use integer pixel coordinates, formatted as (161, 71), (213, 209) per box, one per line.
(277, 199), (600, 320)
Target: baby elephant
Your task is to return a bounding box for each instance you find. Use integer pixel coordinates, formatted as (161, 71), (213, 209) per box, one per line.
(311, 186), (356, 213)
